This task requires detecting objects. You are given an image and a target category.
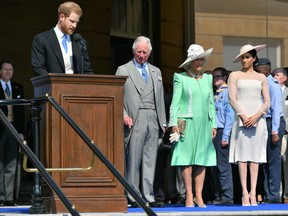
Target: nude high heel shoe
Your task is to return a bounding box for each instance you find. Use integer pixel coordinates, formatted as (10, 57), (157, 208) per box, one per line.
(185, 194), (194, 207)
(194, 197), (207, 208)
(242, 194), (250, 206)
(249, 193), (258, 206)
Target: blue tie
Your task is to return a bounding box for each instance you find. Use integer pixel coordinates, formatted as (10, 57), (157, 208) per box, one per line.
(141, 64), (148, 82)
(62, 34), (68, 53)
(5, 83), (10, 97)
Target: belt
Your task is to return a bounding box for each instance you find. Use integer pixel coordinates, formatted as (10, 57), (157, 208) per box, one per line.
(266, 116), (284, 120)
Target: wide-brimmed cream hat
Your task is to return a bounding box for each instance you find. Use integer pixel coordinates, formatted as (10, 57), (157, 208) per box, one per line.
(233, 44), (267, 63)
(179, 44), (213, 70)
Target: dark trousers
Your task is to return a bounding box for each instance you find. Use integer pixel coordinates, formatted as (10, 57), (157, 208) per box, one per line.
(0, 128), (18, 201)
(211, 128), (233, 201)
(154, 137), (186, 202)
(263, 117), (286, 202)
(153, 150), (166, 202)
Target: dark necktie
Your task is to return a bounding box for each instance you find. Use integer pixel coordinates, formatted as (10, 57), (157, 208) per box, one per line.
(5, 83), (10, 97)
(141, 64), (148, 82)
(62, 34), (68, 53)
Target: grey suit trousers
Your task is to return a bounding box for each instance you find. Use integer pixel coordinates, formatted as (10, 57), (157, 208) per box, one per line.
(127, 109), (159, 203)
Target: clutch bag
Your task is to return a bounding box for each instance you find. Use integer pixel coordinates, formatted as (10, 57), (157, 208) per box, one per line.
(177, 119), (186, 135)
(238, 117), (257, 127)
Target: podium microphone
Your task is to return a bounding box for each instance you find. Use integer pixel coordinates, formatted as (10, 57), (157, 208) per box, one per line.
(73, 33), (94, 74)
(73, 33), (87, 74)
(73, 33), (87, 52)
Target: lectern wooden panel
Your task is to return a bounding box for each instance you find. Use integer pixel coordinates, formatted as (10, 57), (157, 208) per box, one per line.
(31, 74), (127, 213)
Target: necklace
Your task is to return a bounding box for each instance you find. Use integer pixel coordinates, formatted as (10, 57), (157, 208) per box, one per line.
(188, 70), (202, 79)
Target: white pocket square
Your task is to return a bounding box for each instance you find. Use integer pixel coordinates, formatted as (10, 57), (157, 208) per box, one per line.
(17, 95), (21, 98)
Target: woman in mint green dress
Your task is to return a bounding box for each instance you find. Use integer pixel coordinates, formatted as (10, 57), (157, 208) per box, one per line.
(169, 44), (217, 208)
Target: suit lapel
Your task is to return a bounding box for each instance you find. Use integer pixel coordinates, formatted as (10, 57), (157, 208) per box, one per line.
(71, 36), (82, 74)
(11, 82), (20, 99)
(47, 29), (65, 72)
(148, 64), (157, 95)
(126, 61), (146, 93)
(0, 84), (5, 99)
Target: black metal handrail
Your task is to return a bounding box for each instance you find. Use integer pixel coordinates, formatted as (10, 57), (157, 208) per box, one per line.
(0, 101), (80, 216)
(0, 97), (157, 216)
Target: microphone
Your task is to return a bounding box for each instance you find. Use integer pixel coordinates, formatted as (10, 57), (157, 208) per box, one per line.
(72, 33), (94, 74)
(73, 33), (87, 52)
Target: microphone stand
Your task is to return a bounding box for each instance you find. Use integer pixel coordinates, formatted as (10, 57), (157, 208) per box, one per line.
(76, 37), (93, 74)
(81, 51), (84, 74)
(78, 40), (87, 74)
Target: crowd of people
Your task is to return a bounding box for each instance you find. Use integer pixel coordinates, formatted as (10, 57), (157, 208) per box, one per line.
(117, 37), (288, 209)
(0, 0), (287, 210)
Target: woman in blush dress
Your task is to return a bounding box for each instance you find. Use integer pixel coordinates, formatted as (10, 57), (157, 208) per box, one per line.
(228, 44), (270, 206)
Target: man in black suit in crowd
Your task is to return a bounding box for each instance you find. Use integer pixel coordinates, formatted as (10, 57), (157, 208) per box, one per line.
(0, 59), (25, 206)
(31, 1), (93, 76)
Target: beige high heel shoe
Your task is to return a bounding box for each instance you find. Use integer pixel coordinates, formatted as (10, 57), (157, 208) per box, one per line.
(242, 194), (250, 206)
(194, 198), (207, 208)
(185, 195), (194, 207)
(249, 193), (258, 206)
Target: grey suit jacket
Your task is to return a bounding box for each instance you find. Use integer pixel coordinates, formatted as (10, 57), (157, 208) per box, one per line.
(116, 60), (166, 146)
(282, 86), (288, 131)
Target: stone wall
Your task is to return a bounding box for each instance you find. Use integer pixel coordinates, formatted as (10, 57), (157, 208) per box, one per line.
(195, 12), (288, 70)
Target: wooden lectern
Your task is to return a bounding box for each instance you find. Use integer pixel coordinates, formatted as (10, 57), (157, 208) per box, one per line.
(31, 74), (127, 213)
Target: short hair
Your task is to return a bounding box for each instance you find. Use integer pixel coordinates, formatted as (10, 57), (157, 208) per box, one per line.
(273, 67), (287, 77)
(0, 59), (13, 69)
(58, 1), (82, 17)
(213, 67), (228, 77)
(132, 36), (152, 53)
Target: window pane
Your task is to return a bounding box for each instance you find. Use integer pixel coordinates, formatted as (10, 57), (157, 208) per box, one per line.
(129, 0), (142, 36)
(111, 0), (127, 34)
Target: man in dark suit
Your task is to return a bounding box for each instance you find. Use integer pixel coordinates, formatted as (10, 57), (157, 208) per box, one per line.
(31, 1), (93, 76)
(0, 59), (25, 206)
(115, 36), (166, 208)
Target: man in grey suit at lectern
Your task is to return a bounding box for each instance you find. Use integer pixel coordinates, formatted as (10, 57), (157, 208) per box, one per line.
(115, 36), (166, 208)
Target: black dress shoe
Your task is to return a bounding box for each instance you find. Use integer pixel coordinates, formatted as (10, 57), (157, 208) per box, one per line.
(149, 201), (164, 207)
(219, 199), (234, 205)
(5, 201), (17, 206)
(165, 196), (178, 204)
(207, 198), (221, 204)
(211, 199), (234, 205)
(177, 196), (186, 204)
(268, 199), (281, 204)
(130, 202), (139, 208)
